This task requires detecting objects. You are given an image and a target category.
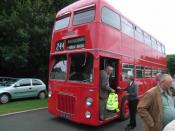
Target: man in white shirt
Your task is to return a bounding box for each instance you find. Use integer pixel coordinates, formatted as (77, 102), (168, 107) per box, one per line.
(163, 119), (175, 131)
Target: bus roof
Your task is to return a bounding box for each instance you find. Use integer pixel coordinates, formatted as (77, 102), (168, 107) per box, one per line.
(56, 0), (97, 18)
(56, 0), (165, 47)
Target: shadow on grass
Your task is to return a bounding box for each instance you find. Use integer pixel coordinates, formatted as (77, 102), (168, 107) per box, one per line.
(9, 97), (47, 103)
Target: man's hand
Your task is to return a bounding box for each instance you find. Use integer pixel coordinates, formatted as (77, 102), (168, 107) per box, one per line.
(117, 86), (122, 90)
(117, 86), (125, 90)
(125, 93), (130, 96)
(111, 89), (115, 93)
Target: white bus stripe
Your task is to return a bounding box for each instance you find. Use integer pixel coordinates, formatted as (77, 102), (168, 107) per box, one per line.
(0, 107), (48, 117)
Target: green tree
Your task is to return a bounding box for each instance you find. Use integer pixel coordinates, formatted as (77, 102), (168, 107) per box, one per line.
(167, 55), (175, 77)
(0, 0), (76, 82)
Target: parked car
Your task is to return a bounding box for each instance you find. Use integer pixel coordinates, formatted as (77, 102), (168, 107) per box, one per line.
(0, 77), (47, 104)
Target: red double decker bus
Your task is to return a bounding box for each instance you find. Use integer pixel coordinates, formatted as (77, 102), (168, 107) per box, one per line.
(48, 0), (166, 126)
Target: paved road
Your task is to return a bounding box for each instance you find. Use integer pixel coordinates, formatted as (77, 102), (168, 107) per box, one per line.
(1, 78), (174, 131)
(0, 109), (144, 131)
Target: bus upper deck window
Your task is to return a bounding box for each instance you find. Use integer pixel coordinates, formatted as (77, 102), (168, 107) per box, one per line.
(54, 15), (70, 31)
(73, 6), (95, 25)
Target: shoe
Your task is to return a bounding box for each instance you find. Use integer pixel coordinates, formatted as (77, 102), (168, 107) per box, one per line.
(127, 124), (131, 127)
(99, 116), (105, 121)
(125, 126), (135, 130)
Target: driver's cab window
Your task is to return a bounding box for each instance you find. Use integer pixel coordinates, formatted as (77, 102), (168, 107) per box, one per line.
(69, 53), (93, 83)
(100, 57), (117, 89)
(50, 55), (67, 80)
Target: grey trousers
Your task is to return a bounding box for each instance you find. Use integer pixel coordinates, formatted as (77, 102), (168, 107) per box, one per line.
(99, 98), (107, 120)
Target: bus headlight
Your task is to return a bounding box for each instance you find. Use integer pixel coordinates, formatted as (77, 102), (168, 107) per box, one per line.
(48, 91), (52, 97)
(86, 97), (93, 107)
(85, 111), (91, 119)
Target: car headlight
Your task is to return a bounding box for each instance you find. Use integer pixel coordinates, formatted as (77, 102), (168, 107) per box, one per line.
(85, 111), (91, 119)
(86, 97), (93, 107)
(48, 91), (52, 97)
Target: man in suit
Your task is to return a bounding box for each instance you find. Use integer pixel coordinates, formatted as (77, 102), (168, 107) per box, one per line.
(137, 74), (175, 131)
(99, 66), (115, 120)
(118, 75), (138, 130)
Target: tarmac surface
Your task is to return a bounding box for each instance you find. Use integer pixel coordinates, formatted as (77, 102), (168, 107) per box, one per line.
(0, 108), (144, 131)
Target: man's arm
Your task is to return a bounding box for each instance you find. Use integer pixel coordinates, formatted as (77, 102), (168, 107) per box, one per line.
(117, 86), (128, 91)
(137, 92), (155, 127)
(100, 71), (115, 92)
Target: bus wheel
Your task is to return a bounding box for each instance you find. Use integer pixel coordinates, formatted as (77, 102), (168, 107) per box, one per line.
(120, 96), (129, 120)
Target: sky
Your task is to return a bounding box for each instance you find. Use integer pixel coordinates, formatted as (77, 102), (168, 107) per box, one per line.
(108, 0), (175, 54)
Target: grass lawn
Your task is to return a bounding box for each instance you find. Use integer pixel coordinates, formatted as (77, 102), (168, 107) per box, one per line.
(0, 99), (48, 115)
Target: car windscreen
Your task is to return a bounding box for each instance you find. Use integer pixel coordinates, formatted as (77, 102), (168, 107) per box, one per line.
(0, 78), (18, 86)
(50, 55), (67, 80)
(54, 15), (70, 31)
(69, 53), (93, 83)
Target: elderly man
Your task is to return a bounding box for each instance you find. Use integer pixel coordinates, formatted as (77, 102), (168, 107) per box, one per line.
(118, 75), (138, 130)
(153, 72), (162, 86)
(99, 65), (115, 120)
(137, 74), (175, 131)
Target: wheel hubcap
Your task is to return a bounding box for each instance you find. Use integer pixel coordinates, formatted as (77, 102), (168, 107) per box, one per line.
(1, 95), (9, 104)
(39, 93), (45, 99)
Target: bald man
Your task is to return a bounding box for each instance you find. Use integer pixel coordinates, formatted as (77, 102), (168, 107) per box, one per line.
(138, 74), (175, 131)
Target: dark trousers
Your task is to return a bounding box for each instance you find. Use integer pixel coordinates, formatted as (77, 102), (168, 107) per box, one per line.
(128, 99), (138, 127)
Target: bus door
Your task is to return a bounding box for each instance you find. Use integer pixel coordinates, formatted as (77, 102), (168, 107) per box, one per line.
(99, 57), (120, 119)
(100, 57), (119, 91)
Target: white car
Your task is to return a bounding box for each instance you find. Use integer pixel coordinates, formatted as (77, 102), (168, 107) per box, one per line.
(0, 77), (47, 104)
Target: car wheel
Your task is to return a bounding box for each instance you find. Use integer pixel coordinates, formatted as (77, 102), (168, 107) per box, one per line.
(0, 94), (10, 104)
(38, 92), (46, 99)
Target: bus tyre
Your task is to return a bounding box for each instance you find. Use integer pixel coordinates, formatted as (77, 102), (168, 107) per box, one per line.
(120, 96), (129, 120)
(0, 94), (10, 104)
(38, 91), (46, 99)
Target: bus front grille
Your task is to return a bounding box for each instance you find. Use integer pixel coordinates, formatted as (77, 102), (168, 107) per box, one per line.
(57, 93), (75, 114)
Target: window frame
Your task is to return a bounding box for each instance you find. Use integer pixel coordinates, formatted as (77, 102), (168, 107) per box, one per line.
(121, 17), (134, 37)
(54, 13), (71, 31)
(151, 37), (157, 50)
(32, 79), (43, 86)
(144, 32), (151, 47)
(68, 53), (94, 83)
(18, 79), (31, 87)
(135, 26), (144, 43)
(122, 63), (134, 80)
(136, 65), (144, 78)
(50, 55), (67, 81)
(145, 67), (152, 78)
(101, 6), (121, 30)
(73, 5), (96, 26)
(151, 68), (157, 78)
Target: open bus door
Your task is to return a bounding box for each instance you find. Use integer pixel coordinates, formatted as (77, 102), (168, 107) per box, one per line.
(99, 57), (120, 121)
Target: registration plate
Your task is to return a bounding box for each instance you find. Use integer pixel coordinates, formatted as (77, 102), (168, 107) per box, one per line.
(60, 113), (71, 119)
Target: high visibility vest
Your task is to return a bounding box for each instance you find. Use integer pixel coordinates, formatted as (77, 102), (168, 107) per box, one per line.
(106, 92), (120, 112)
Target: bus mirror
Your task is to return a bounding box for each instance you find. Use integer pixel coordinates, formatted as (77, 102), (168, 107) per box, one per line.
(82, 53), (88, 67)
